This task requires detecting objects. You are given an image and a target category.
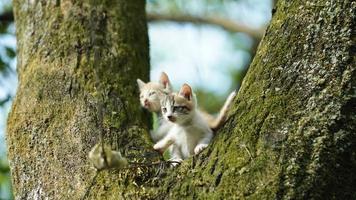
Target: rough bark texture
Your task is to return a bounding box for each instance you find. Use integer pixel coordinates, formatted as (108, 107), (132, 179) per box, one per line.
(154, 0), (355, 199)
(7, 0), (356, 199)
(7, 0), (153, 199)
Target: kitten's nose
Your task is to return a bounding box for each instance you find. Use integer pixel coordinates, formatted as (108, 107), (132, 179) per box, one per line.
(144, 99), (149, 106)
(167, 115), (175, 122)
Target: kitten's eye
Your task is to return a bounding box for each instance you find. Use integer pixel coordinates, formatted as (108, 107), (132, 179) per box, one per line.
(149, 91), (156, 96)
(173, 106), (189, 112)
(182, 106), (189, 111)
(173, 106), (183, 112)
(162, 107), (167, 113)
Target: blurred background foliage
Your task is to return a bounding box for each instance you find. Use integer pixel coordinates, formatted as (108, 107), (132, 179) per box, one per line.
(0, 0), (272, 198)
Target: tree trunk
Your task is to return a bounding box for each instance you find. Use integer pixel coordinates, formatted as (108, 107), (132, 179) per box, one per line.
(7, 0), (355, 200)
(154, 0), (355, 199)
(7, 0), (153, 199)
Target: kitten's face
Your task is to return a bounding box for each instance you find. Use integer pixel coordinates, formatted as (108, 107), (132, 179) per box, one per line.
(137, 72), (172, 113)
(161, 84), (195, 124)
(138, 82), (164, 112)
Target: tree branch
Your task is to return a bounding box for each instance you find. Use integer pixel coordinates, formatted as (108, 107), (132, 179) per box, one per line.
(1, 10), (264, 39)
(147, 13), (265, 40)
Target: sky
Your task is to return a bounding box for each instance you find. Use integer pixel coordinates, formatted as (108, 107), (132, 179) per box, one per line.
(149, 23), (252, 95)
(148, 0), (272, 95)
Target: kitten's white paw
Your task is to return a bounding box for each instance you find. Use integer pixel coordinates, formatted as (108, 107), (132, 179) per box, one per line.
(169, 158), (183, 167)
(153, 144), (164, 154)
(194, 144), (208, 155)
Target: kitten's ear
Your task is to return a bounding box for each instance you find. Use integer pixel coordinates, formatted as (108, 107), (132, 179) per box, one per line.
(159, 72), (172, 91)
(136, 79), (146, 90)
(179, 83), (192, 101)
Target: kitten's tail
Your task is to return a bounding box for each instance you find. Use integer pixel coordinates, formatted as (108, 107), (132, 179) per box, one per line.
(209, 90), (237, 132)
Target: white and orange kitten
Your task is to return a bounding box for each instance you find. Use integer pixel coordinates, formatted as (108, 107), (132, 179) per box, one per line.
(137, 72), (173, 142)
(154, 84), (226, 164)
(137, 72), (172, 113)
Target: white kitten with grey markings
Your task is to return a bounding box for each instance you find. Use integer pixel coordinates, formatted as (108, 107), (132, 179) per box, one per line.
(137, 72), (173, 142)
(153, 84), (215, 164)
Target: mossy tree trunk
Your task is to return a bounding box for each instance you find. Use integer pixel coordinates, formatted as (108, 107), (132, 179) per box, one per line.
(155, 0), (355, 199)
(7, 0), (355, 199)
(7, 0), (153, 199)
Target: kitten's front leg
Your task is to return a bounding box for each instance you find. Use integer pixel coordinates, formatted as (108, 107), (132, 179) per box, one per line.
(194, 133), (213, 155)
(194, 143), (208, 155)
(169, 145), (183, 167)
(151, 121), (172, 142)
(153, 134), (174, 153)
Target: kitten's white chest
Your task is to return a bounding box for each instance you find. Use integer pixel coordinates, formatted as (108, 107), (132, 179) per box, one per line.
(173, 122), (212, 158)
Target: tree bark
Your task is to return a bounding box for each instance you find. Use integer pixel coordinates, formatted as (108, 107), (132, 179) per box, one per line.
(7, 0), (355, 200)
(7, 0), (153, 199)
(154, 0), (355, 199)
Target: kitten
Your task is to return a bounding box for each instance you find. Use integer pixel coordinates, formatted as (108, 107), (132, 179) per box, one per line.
(137, 72), (173, 142)
(138, 73), (236, 162)
(153, 84), (214, 164)
(137, 72), (172, 113)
